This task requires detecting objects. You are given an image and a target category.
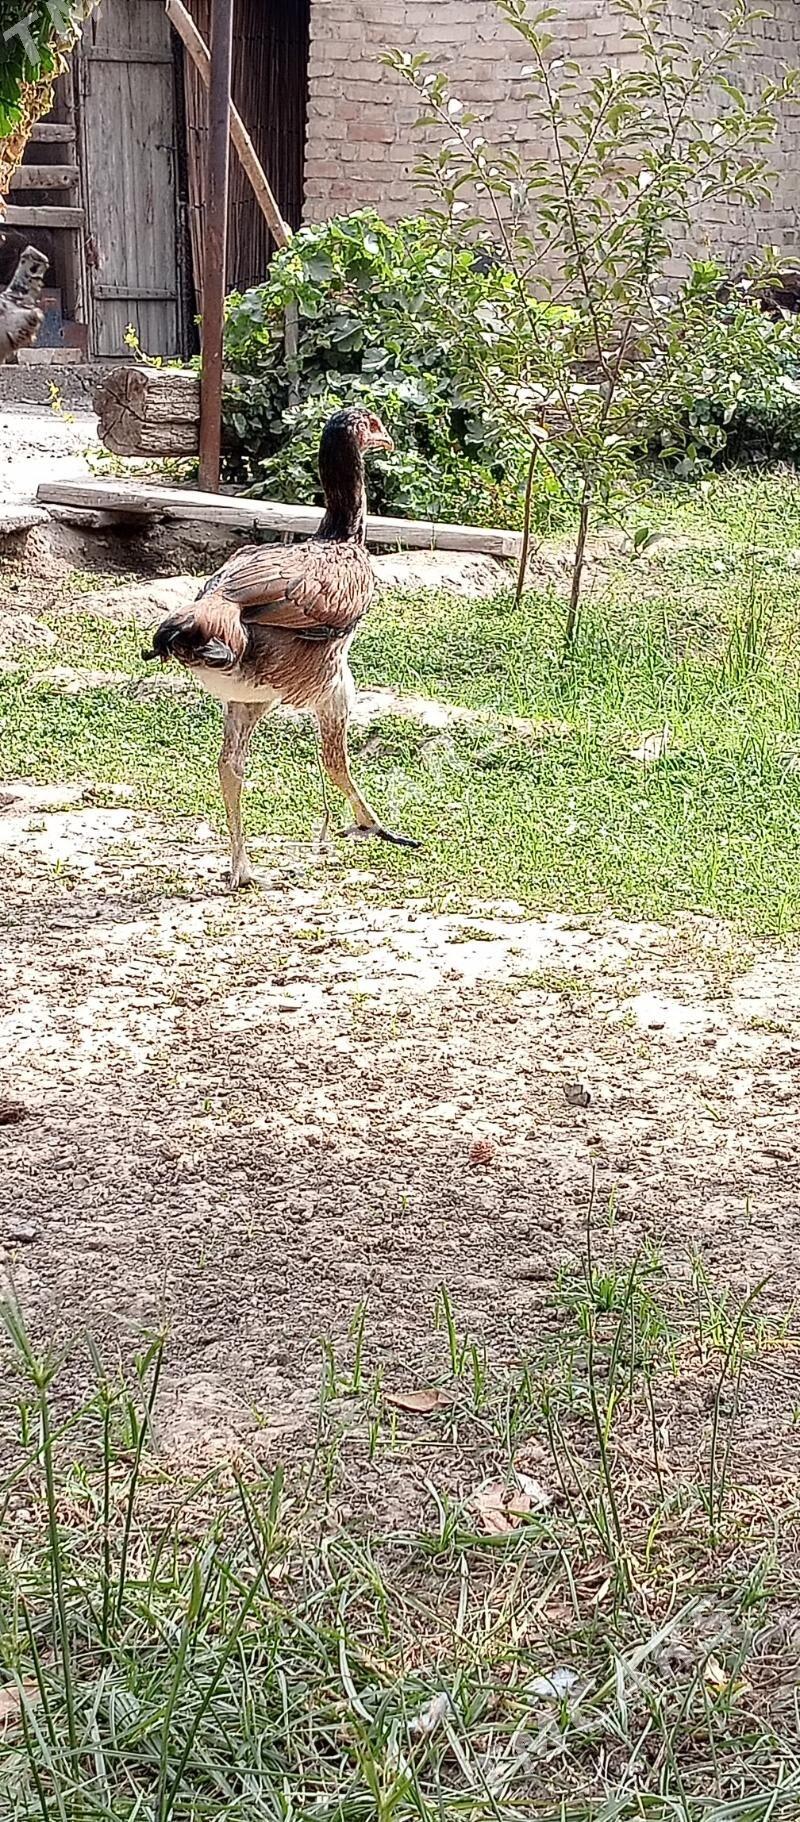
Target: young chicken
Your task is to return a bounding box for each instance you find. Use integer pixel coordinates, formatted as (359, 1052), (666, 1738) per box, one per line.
(145, 406), (417, 885)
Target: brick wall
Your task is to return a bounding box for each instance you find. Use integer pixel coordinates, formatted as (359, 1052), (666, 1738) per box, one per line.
(680, 0), (800, 266)
(304, 0), (800, 264)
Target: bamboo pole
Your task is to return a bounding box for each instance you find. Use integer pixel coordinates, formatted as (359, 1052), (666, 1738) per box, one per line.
(198, 0), (234, 492)
(165, 0), (291, 248)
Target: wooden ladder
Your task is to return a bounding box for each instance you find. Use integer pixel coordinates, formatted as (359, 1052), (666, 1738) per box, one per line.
(3, 100), (88, 360)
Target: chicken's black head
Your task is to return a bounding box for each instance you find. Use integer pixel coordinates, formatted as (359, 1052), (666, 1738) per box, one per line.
(317, 407), (394, 543)
(320, 406), (394, 466)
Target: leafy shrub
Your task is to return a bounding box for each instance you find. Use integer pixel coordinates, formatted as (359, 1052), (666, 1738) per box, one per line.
(222, 211), (563, 530)
(220, 207), (800, 542)
(659, 275), (800, 470)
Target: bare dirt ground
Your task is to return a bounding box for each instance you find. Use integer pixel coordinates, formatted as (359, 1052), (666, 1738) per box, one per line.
(2, 774), (800, 1490)
(0, 401), (98, 510)
(2, 401), (800, 1508)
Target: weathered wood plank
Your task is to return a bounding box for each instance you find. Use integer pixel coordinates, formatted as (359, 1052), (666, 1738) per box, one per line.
(26, 123), (76, 144)
(83, 48), (173, 62)
(166, 0), (290, 248)
(88, 0), (174, 56)
(36, 478), (521, 558)
(2, 205), (85, 229)
(9, 165), (79, 191)
(94, 286), (179, 302)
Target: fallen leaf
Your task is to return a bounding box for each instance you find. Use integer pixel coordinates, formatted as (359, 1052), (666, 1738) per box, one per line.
(469, 1136), (496, 1167)
(410, 1691), (452, 1736)
(516, 1472), (552, 1511)
(703, 1654), (728, 1692)
(0, 1679), (39, 1735)
(473, 1479), (535, 1536)
(629, 724), (672, 765)
(528, 1667), (578, 1701)
(385, 1387), (451, 1415)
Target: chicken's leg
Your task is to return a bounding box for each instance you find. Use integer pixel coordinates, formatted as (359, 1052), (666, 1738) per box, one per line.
(317, 694), (419, 850)
(219, 701), (267, 888)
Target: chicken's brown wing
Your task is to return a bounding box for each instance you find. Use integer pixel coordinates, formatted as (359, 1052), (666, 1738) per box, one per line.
(199, 539), (374, 638)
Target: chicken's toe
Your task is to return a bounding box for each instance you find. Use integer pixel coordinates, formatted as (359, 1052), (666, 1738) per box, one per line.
(228, 861), (258, 890)
(343, 823), (421, 852)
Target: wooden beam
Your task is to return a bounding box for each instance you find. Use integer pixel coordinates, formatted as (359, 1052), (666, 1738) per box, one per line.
(9, 165), (79, 192)
(25, 122), (76, 144)
(94, 286), (179, 302)
(198, 0), (234, 493)
(2, 205), (84, 229)
(166, 0), (290, 248)
(83, 48), (173, 62)
(35, 478), (522, 558)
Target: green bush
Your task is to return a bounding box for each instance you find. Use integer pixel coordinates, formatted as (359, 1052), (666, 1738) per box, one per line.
(682, 323), (800, 471)
(652, 267), (800, 472)
(220, 211), (800, 530)
(221, 211), (563, 531)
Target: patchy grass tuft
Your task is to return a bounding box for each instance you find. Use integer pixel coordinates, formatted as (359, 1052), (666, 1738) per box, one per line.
(2, 470), (800, 931)
(2, 1229), (800, 1822)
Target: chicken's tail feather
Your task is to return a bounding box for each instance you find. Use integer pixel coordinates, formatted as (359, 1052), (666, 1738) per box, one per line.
(142, 594), (246, 669)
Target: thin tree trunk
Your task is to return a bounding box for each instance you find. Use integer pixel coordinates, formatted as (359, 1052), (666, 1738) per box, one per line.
(564, 480), (592, 650)
(515, 443), (538, 606)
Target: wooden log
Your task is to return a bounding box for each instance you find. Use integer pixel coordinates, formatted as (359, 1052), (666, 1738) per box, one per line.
(93, 366), (201, 457)
(36, 476), (522, 559)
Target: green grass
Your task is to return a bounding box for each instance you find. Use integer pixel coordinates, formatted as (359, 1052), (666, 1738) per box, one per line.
(2, 1248), (800, 1821)
(3, 468), (800, 932)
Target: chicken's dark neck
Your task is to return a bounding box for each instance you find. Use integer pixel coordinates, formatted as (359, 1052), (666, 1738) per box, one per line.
(317, 435), (367, 544)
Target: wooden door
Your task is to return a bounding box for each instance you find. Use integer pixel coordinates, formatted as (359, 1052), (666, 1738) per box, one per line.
(184, 0), (310, 304)
(77, 0), (183, 357)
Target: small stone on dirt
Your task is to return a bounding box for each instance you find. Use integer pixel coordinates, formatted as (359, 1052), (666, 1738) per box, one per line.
(563, 1082), (591, 1108)
(469, 1136), (496, 1167)
(0, 1100), (26, 1126)
(6, 1222), (38, 1244)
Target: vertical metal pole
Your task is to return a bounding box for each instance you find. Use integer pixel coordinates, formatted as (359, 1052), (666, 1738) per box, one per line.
(199, 0), (234, 492)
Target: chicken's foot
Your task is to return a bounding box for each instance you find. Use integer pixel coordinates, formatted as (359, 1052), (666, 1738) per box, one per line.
(317, 696), (420, 852)
(342, 823), (420, 851)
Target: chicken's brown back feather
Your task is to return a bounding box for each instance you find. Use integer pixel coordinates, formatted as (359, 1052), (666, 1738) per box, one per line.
(198, 537), (374, 637)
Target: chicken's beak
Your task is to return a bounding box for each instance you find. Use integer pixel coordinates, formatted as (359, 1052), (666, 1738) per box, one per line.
(371, 432), (394, 454)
